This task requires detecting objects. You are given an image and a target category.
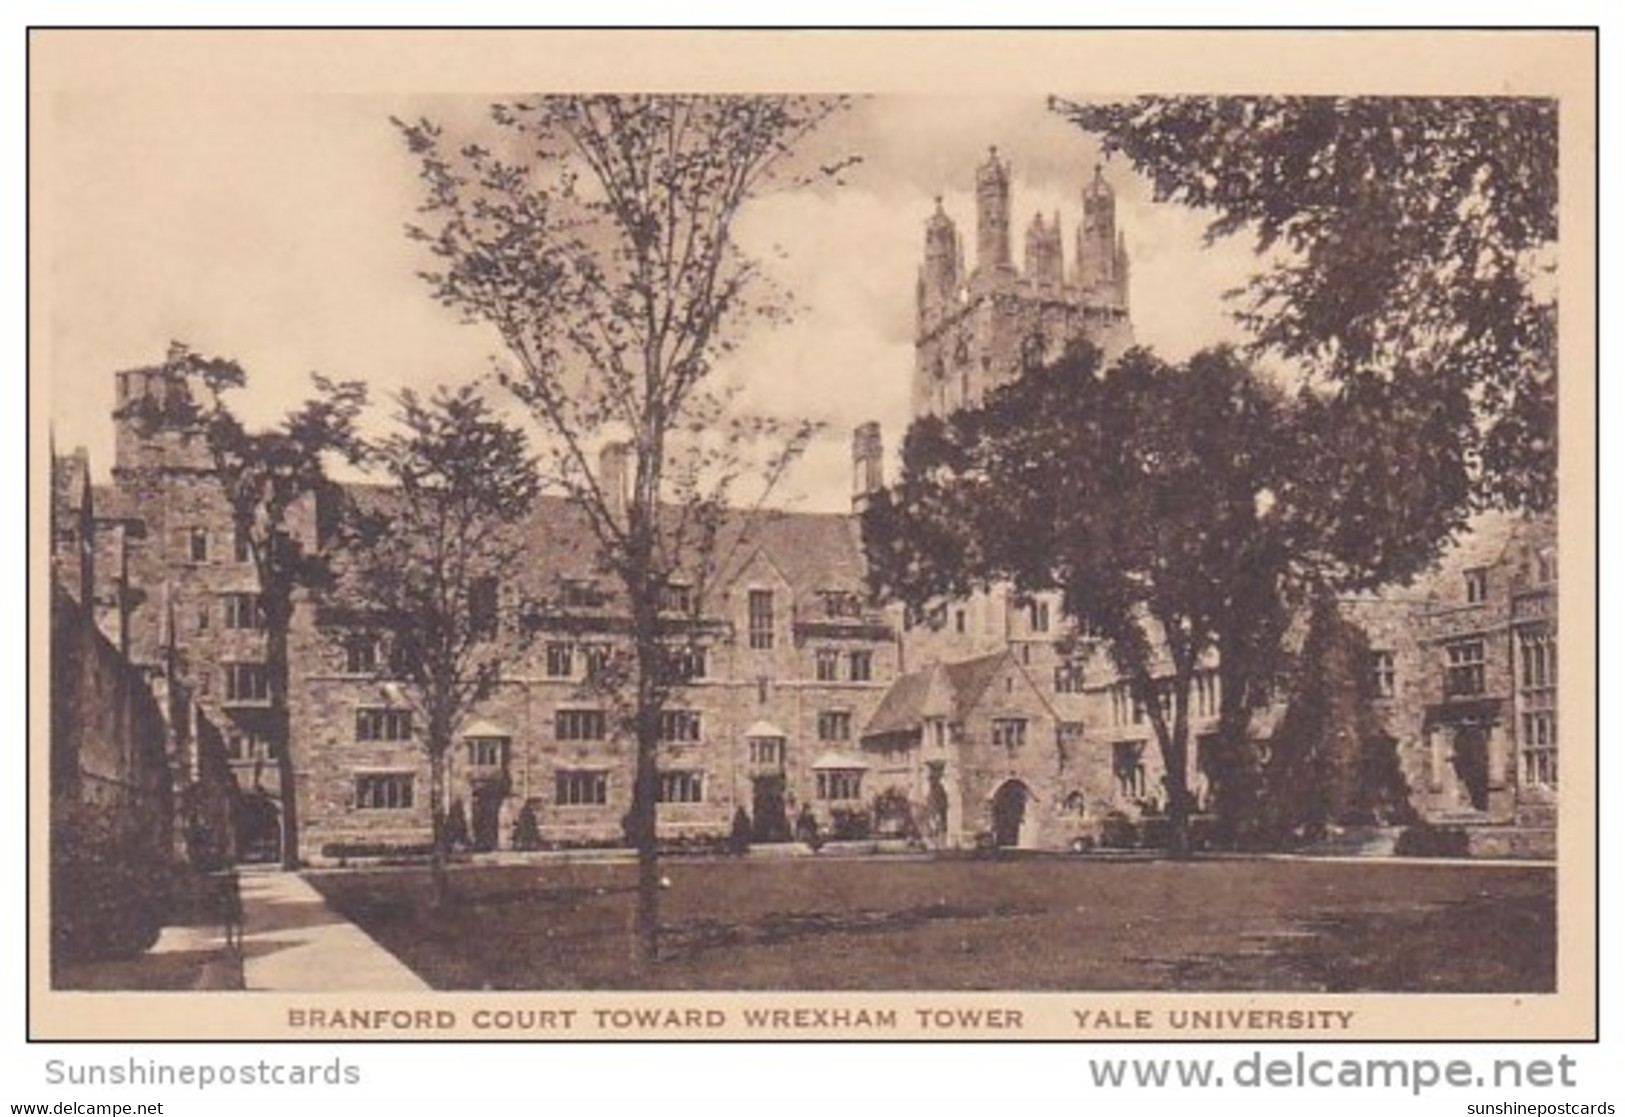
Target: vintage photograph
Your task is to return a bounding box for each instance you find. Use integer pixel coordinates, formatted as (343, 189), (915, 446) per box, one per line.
(30, 29), (1594, 1039)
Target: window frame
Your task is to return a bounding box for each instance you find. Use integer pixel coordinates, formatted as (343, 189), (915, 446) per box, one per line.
(554, 769), (609, 807)
(1369, 650), (1397, 699)
(657, 769), (705, 804)
(992, 717), (1028, 750)
(545, 641), (575, 679)
(355, 706), (414, 742)
(221, 592), (266, 631)
(815, 769), (864, 802)
(554, 708), (608, 742)
(849, 650), (873, 683)
(748, 589), (775, 650)
(1445, 638), (1487, 698)
(355, 772), (415, 811)
(817, 709), (853, 742)
(222, 662), (271, 704)
(815, 648), (840, 682)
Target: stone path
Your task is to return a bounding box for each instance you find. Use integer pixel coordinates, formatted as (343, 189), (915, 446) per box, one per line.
(237, 869), (429, 991)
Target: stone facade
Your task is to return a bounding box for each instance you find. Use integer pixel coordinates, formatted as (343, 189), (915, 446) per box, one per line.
(53, 155), (1558, 861)
(288, 497), (910, 856)
(913, 151), (1132, 422)
(878, 153), (1559, 853)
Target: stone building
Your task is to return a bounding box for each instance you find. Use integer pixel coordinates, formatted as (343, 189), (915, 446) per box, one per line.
(50, 450), (240, 961)
(914, 148), (1132, 420)
(861, 650), (1068, 848)
(862, 152), (1558, 853)
(1355, 515), (1558, 853)
(293, 477), (903, 856)
(52, 153), (1557, 861)
(60, 363), (906, 860)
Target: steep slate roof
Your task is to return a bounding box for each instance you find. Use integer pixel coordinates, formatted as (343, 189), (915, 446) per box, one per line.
(862, 650), (1011, 739)
(940, 652), (1010, 721)
(1420, 512), (1522, 595)
(862, 666), (936, 737)
(330, 484), (870, 614)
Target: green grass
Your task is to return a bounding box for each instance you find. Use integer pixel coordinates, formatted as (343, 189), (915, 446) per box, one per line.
(306, 855), (1554, 992)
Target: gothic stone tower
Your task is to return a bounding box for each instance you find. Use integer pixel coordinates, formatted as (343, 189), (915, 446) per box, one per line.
(913, 150), (1133, 421)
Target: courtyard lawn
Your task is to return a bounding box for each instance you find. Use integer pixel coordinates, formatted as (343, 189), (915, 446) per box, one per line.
(305, 854), (1554, 992)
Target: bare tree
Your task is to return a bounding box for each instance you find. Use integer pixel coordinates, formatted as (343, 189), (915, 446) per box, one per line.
(395, 95), (849, 966)
(337, 384), (539, 906)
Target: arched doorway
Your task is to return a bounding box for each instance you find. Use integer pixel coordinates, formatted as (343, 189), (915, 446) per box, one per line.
(1451, 724), (1491, 811)
(234, 792), (282, 864)
(991, 780), (1031, 848)
(470, 781), (505, 852)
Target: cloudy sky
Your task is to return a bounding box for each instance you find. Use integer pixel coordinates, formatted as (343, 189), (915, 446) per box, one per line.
(39, 89), (1257, 511)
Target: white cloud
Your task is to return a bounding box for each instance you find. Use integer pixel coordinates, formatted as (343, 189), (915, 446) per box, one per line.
(42, 91), (1257, 510)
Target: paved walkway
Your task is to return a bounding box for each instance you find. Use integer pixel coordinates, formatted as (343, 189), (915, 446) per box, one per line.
(238, 869), (428, 991)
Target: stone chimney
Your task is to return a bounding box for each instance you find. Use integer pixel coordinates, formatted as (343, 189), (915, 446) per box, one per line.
(851, 422), (883, 516)
(599, 441), (631, 526)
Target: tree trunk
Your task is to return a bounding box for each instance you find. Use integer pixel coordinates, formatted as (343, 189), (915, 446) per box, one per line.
(429, 735), (449, 909)
(1137, 667), (1193, 860)
(1165, 690), (1192, 859)
(264, 607), (301, 870)
(1212, 647), (1262, 847)
(630, 598), (663, 973)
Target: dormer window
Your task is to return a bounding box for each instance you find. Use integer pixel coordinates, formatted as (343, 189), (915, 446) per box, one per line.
(345, 634), (379, 675)
(1028, 599), (1051, 633)
(661, 581), (695, 615)
(1465, 568), (1488, 604)
(819, 590), (863, 619)
(560, 579), (611, 610)
(1536, 548), (1557, 584)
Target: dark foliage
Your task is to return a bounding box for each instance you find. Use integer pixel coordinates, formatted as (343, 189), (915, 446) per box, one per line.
(1053, 95), (1557, 512)
(510, 802), (544, 852)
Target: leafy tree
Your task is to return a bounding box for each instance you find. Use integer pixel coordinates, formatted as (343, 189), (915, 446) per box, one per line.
(1261, 592), (1416, 844)
(337, 384), (539, 905)
(864, 343), (1464, 855)
(1052, 95), (1558, 512)
(395, 94), (848, 965)
(139, 345), (367, 869)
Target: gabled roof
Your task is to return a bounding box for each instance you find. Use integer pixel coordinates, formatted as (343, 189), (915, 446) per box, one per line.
(330, 483), (872, 616)
(940, 652), (1009, 721)
(861, 650), (1013, 739)
(862, 666), (936, 737)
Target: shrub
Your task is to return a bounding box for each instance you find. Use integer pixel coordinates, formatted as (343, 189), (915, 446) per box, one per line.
(320, 841), (436, 860)
(829, 807), (872, 841)
(1394, 823), (1471, 858)
(729, 807), (752, 856)
(510, 802), (543, 851)
(1100, 813), (1138, 849)
(443, 798), (471, 851)
(794, 806), (823, 851)
(870, 787), (918, 839)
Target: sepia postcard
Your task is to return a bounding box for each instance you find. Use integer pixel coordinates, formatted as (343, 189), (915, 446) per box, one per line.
(28, 27), (1597, 1041)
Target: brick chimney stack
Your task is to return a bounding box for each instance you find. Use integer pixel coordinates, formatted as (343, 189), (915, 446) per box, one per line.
(851, 422), (884, 516)
(599, 442), (631, 527)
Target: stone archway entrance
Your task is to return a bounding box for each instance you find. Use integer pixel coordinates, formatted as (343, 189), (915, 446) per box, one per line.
(470, 782), (505, 852)
(991, 780), (1032, 849)
(1451, 724), (1491, 811)
(234, 792), (282, 864)
(751, 775), (790, 843)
